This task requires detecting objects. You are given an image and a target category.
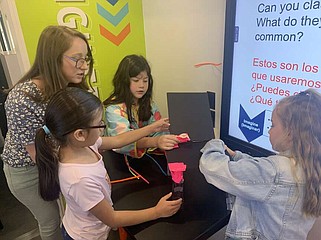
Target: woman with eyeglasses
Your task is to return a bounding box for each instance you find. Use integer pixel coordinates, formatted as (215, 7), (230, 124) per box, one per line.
(1, 25), (93, 240)
(35, 87), (182, 240)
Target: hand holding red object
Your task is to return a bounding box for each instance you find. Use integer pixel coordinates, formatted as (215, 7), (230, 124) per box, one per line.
(173, 133), (191, 148)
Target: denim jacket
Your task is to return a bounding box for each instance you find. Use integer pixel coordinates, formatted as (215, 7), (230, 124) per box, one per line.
(199, 139), (315, 240)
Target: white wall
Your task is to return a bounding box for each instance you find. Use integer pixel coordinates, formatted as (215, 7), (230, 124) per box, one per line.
(142, 0), (226, 135)
(1, 0), (226, 134)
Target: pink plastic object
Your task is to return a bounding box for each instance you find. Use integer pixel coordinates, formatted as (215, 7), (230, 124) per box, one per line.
(168, 162), (187, 183)
(173, 133), (191, 148)
(176, 133), (190, 143)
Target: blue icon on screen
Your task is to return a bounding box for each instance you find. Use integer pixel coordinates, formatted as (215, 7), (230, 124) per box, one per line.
(238, 105), (265, 142)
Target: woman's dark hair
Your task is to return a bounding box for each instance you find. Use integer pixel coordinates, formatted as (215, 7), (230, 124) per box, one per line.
(103, 54), (154, 122)
(35, 87), (102, 201)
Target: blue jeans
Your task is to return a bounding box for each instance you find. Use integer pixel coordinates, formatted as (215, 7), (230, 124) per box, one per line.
(62, 224), (73, 240)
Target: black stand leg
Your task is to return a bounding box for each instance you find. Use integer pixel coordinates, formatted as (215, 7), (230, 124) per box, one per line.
(0, 219), (3, 230)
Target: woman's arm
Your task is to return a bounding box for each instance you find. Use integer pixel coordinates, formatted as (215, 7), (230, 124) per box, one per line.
(25, 144), (36, 162)
(90, 193), (182, 228)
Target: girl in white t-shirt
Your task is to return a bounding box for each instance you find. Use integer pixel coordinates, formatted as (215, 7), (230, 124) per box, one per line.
(35, 87), (182, 240)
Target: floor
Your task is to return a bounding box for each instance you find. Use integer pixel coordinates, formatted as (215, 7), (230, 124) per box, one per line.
(108, 225), (227, 240)
(0, 152), (226, 240)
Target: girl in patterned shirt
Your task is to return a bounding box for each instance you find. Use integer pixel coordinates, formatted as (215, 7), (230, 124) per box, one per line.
(103, 55), (180, 158)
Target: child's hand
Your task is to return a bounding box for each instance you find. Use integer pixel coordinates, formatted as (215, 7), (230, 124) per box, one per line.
(173, 133), (191, 148)
(157, 135), (180, 150)
(154, 192), (182, 218)
(225, 145), (236, 158)
(151, 118), (170, 132)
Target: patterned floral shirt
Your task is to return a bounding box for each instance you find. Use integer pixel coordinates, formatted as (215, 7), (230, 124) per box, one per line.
(1, 80), (47, 167)
(105, 101), (167, 158)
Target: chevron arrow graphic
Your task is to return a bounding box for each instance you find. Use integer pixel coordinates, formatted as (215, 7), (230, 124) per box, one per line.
(99, 23), (131, 46)
(107, 0), (119, 6)
(238, 105), (265, 142)
(97, 3), (129, 26)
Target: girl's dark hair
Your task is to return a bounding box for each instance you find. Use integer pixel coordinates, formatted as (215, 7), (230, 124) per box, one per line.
(35, 87), (102, 201)
(275, 88), (321, 217)
(103, 54), (154, 122)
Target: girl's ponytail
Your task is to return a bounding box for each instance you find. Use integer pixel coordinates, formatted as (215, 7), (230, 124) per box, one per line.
(34, 87), (103, 201)
(35, 127), (60, 201)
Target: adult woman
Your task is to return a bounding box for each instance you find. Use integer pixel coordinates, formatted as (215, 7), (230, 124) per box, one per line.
(1, 25), (93, 240)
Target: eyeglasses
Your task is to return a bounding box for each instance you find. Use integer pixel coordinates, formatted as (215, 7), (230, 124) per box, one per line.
(86, 120), (107, 130)
(64, 55), (92, 69)
(62, 120), (106, 136)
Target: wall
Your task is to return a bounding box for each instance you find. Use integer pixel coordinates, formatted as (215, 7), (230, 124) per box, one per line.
(1, 0), (226, 134)
(142, 0), (226, 135)
(14, 0), (146, 100)
(0, 0), (29, 86)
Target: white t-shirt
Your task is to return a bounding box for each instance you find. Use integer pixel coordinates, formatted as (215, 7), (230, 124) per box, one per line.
(59, 137), (113, 240)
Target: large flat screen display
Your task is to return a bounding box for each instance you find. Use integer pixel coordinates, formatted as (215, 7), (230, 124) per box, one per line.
(221, 0), (321, 156)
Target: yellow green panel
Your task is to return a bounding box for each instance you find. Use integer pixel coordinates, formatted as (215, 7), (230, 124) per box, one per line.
(15, 0), (146, 101)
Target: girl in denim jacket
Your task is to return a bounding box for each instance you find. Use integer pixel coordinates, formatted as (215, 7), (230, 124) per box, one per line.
(200, 89), (321, 239)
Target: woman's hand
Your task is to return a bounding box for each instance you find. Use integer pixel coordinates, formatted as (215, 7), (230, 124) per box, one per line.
(157, 135), (180, 150)
(150, 118), (170, 132)
(154, 193), (182, 218)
